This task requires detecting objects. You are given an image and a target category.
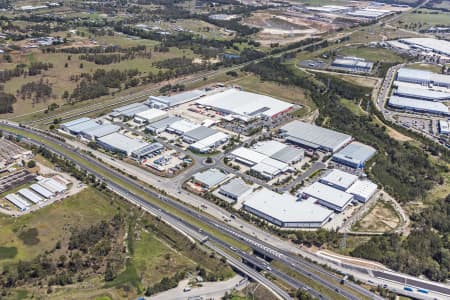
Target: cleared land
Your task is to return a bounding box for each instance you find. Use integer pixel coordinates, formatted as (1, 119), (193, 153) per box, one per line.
(396, 9), (450, 28)
(336, 46), (405, 63)
(352, 201), (401, 233)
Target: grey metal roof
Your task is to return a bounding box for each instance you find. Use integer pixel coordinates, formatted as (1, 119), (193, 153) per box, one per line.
(113, 102), (146, 113)
(131, 142), (164, 157)
(61, 117), (91, 128)
(219, 178), (252, 197)
(389, 95), (449, 115)
(67, 120), (100, 134)
(270, 146), (304, 164)
(81, 123), (120, 138)
(302, 182), (353, 209)
(193, 168), (228, 187)
(243, 188), (333, 224)
(97, 132), (149, 154)
(397, 68), (431, 81)
(148, 90), (205, 107)
(332, 142), (376, 166)
(183, 126), (217, 141)
(18, 188), (42, 204)
(146, 116), (182, 131)
(30, 183), (53, 198)
(395, 86), (450, 100)
(280, 121), (352, 152)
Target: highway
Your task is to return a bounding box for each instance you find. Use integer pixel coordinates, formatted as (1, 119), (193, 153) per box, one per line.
(1, 123), (372, 300)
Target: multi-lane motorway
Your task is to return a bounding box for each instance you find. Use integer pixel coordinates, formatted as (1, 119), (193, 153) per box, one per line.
(0, 123), (385, 300)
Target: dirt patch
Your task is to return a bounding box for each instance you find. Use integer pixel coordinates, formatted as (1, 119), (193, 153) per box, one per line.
(355, 201), (400, 233)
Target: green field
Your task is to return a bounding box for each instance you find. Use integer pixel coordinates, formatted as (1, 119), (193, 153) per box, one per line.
(397, 9), (450, 28)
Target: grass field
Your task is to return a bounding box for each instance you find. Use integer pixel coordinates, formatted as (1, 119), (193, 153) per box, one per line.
(397, 9), (450, 28)
(408, 63), (442, 73)
(340, 98), (366, 116)
(0, 188), (121, 266)
(2, 33), (196, 118)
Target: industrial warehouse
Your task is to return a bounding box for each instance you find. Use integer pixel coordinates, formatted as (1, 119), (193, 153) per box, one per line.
(195, 88), (294, 122)
(396, 68), (450, 88)
(332, 142), (377, 169)
(146, 89), (205, 109)
(330, 56), (374, 73)
(279, 121), (352, 153)
(388, 95), (449, 116)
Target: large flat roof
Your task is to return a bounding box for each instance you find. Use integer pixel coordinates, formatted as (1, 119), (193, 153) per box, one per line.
(395, 85), (450, 100)
(332, 142), (376, 166)
(231, 147), (268, 165)
(66, 120), (100, 134)
(389, 95), (449, 115)
(184, 126), (218, 141)
(135, 109), (168, 121)
(346, 180), (377, 200)
(271, 146), (304, 164)
(190, 132), (228, 151)
(147, 116), (182, 131)
(61, 117), (91, 128)
(280, 121), (351, 152)
(244, 188), (333, 224)
(81, 123), (120, 138)
(219, 178), (252, 198)
(399, 38), (450, 56)
(193, 168), (228, 187)
(98, 132), (149, 154)
(252, 140), (287, 157)
(302, 182), (353, 209)
(320, 169), (358, 190)
(196, 88), (293, 119)
(148, 90), (205, 106)
(168, 119), (200, 134)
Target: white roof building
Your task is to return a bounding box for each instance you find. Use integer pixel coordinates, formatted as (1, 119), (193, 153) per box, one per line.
(196, 88), (294, 121)
(319, 169), (358, 191)
(17, 188), (43, 204)
(398, 38), (450, 57)
(167, 119), (200, 135)
(30, 183), (53, 198)
(301, 182), (353, 212)
(218, 177), (253, 203)
(250, 158), (289, 180)
(388, 95), (450, 116)
(192, 169), (228, 189)
(346, 180), (377, 203)
(332, 142), (377, 169)
(230, 147), (268, 166)
(39, 178), (67, 193)
(134, 109), (168, 124)
(5, 194), (29, 211)
(97, 133), (149, 156)
(189, 132), (229, 153)
(439, 120), (450, 134)
(394, 85), (450, 101)
(243, 188), (334, 228)
(147, 90), (205, 108)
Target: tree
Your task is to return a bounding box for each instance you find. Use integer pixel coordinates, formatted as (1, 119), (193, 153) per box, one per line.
(26, 160), (36, 168)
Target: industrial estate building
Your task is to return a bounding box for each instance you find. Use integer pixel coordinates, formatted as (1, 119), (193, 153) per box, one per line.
(218, 178), (253, 203)
(332, 142), (376, 169)
(388, 95), (449, 116)
(396, 68), (450, 88)
(243, 188), (334, 228)
(330, 57), (374, 73)
(146, 116), (182, 134)
(319, 169), (358, 191)
(147, 90), (205, 109)
(346, 8), (392, 19)
(195, 88), (294, 122)
(97, 132), (149, 156)
(301, 182), (354, 212)
(133, 108), (168, 124)
(439, 120), (450, 134)
(192, 168), (229, 190)
(80, 123), (120, 141)
(394, 85), (450, 101)
(5, 177), (67, 212)
(280, 121), (352, 153)
(346, 180), (377, 203)
(397, 38), (450, 57)
(110, 102), (150, 119)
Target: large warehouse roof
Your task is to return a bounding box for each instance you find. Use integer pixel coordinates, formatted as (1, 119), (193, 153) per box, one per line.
(219, 178), (252, 198)
(111, 103), (149, 118)
(395, 86), (450, 101)
(244, 188), (333, 224)
(189, 132), (228, 153)
(146, 116), (182, 132)
(192, 168), (228, 188)
(252, 140), (287, 157)
(81, 123), (120, 139)
(320, 169), (358, 190)
(397, 68), (450, 86)
(61, 117), (91, 129)
(332, 142), (376, 168)
(347, 8), (391, 19)
(399, 38), (450, 56)
(184, 126), (218, 141)
(231, 147), (268, 166)
(168, 119), (200, 134)
(271, 146), (304, 164)
(30, 183), (53, 198)
(98, 133), (149, 155)
(148, 90), (205, 107)
(302, 182), (353, 210)
(280, 121), (351, 152)
(134, 109), (168, 122)
(18, 188), (42, 204)
(389, 95), (449, 115)
(346, 180), (377, 202)
(196, 88), (293, 120)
